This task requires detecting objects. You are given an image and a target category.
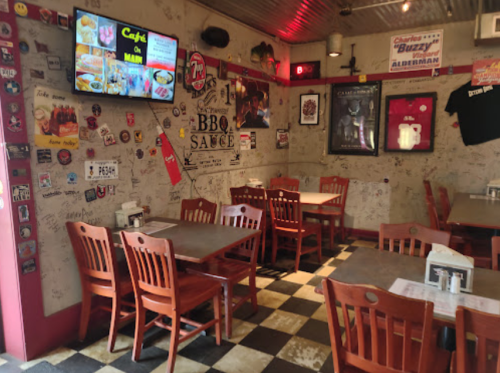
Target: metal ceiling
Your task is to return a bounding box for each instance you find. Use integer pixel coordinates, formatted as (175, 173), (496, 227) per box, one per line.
(193, 0), (500, 44)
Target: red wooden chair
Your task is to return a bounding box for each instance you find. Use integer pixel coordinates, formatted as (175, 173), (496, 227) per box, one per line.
(186, 204), (262, 338)
(322, 278), (450, 373)
(451, 306), (500, 373)
(66, 221), (135, 353)
(267, 189), (322, 272)
(181, 198), (217, 224)
(120, 231), (222, 372)
(379, 222), (451, 258)
(303, 176), (349, 245)
(230, 186), (268, 261)
(270, 176), (300, 191)
(493, 237), (500, 271)
(424, 180), (445, 227)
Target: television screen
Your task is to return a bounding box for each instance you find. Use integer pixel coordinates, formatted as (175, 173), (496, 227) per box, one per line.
(72, 8), (178, 103)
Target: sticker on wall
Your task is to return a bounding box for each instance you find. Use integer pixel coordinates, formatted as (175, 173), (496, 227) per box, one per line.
(57, 12), (69, 30)
(197, 99), (204, 111)
(126, 112), (135, 126)
(86, 116), (98, 130)
(103, 133), (116, 146)
(119, 130), (131, 143)
(39, 8), (53, 24)
(57, 149), (72, 165)
(179, 128), (185, 138)
(0, 0), (9, 13)
(37, 149), (52, 163)
(12, 169), (27, 177)
(67, 172), (77, 185)
(19, 224), (31, 239)
(98, 123), (110, 137)
(14, 1), (28, 17)
(172, 107), (180, 117)
(4, 80), (21, 95)
(240, 132), (251, 151)
(38, 173), (51, 189)
(18, 204), (29, 222)
(155, 137), (162, 146)
(12, 185), (30, 202)
(79, 127), (89, 140)
(18, 240), (36, 259)
(276, 129), (289, 149)
(135, 149), (144, 160)
(85, 188), (97, 202)
(46, 55), (61, 70)
(7, 102), (20, 114)
(7, 114), (22, 132)
(134, 130), (143, 143)
(84, 160), (118, 180)
(35, 40), (49, 53)
(180, 102), (187, 115)
(6, 143), (30, 160)
(96, 185), (106, 198)
(251, 132), (256, 149)
(163, 117), (171, 129)
(149, 148), (157, 157)
(108, 185), (115, 195)
(18, 40), (29, 53)
(1, 48), (14, 65)
(92, 104), (102, 117)
(0, 67), (16, 79)
(190, 116), (196, 130)
(86, 148), (95, 158)
(22, 259), (36, 275)
(29, 69), (44, 79)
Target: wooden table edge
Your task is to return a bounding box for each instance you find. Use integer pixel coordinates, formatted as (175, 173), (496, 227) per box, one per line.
(300, 193), (341, 206)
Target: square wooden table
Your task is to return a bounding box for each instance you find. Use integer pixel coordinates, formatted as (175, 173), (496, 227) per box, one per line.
(113, 217), (260, 263)
(447, 193), (500, 230)
(300, 192), (340, 206)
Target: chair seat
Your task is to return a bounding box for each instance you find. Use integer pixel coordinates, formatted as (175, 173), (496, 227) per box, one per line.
(187, 259), (251, 282)
(141, 273), (221, 315)
(275, 221), (322, 235)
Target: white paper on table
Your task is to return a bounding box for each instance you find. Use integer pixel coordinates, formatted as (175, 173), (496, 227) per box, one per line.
(119, 221), (177, 235)
(389, 278), (500, 319)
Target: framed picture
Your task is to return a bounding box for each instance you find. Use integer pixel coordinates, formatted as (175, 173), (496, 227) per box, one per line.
(328, 81), (381, 156)
(384, 92), (436, 152)
(300, 94), (320, 125)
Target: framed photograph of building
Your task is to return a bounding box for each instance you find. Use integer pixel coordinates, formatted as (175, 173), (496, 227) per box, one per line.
(328, 81), (381, 156)
(384, 92), (436, 152)
(299, 93), (320, 125)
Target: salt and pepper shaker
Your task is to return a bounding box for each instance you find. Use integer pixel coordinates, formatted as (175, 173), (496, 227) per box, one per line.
(450, 272), (461, 294)
(492, 189), (497, 199)
(438, 270), (449, 291)
(133, 218), (140, 228)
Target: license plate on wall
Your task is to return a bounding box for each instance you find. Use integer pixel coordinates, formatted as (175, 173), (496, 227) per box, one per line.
(84, 160), (119, 181)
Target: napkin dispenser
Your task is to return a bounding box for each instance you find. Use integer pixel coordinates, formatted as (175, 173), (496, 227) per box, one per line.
(487, 178), (500, 197)
(115, 201), (144, 228)
(246, 178), (263, 188)
(425, 244), (474, 292)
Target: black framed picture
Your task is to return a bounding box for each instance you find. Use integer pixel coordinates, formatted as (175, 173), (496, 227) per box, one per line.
(384, 92), (437, 152)
(328, 81), (381, 156)
(300, 93), (320, 125)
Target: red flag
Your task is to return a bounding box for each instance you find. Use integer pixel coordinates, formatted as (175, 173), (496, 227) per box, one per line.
(157, 127), (182, 186)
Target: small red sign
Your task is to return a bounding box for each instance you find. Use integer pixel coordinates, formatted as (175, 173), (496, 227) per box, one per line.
(126, 112), (135, 127)
(472, 59), (500, 86)
(186, 52), (206, 91)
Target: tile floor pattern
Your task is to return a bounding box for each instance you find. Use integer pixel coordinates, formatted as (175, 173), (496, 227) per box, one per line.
(0, 238), (375, 373)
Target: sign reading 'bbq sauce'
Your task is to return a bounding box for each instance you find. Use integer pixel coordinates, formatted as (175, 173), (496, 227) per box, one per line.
(116, 24), (148, 65)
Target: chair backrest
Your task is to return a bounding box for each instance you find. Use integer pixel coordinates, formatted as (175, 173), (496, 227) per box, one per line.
(423, 180), (434, 199)
(266, 189), (302, 231)
(379, 222), (451, 258)
(181, 198), (217, 224)
(120, 231), (179, 309)
(220, 204), (262, 265)
(493, 237), (500, 271)
(66, 221), (119, 288)
(319, 176), (349, 210)
(425, 195), (441, 231)
(323, 278), (434, 373)
(455, 306), (500, 373)
(230, 186), (267, 211)
(438, 187), (452, 231)
(270, 177), (300, 191)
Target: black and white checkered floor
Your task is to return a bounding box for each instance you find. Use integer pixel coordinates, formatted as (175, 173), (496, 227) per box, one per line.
(0, 237), (378, 373)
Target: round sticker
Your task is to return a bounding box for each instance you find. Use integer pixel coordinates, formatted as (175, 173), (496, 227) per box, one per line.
(172, 107), (180, 117)
(92, 104), (101, 117)
(14, 1), (28, 17)
(57, 149), (72, 165)
(119, 130), (131, 143)
(7, 114), (22, 132)
(4, 80), (21, 96)
(86, 116), (98, 130)
(163, 117), (171, 129)
(19, 40), (29, 54)
(420, 105), (427, 112)
(6, 102), (20, 114)
(136, 149), (144, 160)
(0, 22), (13, 39)
(86, 148), (95, 158)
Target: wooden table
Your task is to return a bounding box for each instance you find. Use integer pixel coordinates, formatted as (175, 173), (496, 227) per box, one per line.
(316, 247), (500, 325)
(113, 217), (260, 263)
(300, 192), (340, 205)
(447, 193), (500, 230)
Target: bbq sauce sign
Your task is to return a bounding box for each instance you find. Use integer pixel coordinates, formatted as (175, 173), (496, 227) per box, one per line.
(116, 24), (148, 65)
(84, 160), (119, 180)
(190, 114), (234, 152)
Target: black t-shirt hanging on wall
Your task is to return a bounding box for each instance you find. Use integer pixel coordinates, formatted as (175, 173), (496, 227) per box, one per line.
(445, 81), (500, 146)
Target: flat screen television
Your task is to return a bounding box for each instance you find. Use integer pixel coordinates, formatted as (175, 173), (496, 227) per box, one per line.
(72, 8), (179, 103)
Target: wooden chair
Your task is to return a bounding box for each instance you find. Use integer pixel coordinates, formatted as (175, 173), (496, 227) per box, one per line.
(451, 306), (500, 373)
(230, 186), (268, 261)
(186, 204), (262, 338)
(424, 180), (445, 227)
(493, 237), (500, 271)
(66, 221), (135, 353)
(322, 278), (450, 373)
(303, 176), (349, 245)
(269, 176), (300, 191)
(379, 222), (451, 258)
(180, 198), (217, 224)
(267, 189), (322, 272)
(120, 231), (222, 372)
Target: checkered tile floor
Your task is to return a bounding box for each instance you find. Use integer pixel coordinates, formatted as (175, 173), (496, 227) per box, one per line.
(0, 237), (377, 373)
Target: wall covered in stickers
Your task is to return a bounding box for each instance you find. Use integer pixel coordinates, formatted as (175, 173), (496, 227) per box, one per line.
(17, 0), (290, 316)
(289, 20), (500, 231)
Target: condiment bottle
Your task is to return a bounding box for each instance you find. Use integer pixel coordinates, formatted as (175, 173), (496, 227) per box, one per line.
(438, 270), (449, 291)
(450, 272), (461, 294)
(133, 218), (140, 228)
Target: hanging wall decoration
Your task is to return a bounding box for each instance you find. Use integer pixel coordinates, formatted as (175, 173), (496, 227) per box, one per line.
(276, 129), (289, 149)
(329, 81), (381, 156)
(184, 51), (206, 92)
(384, 92), (436, 152)
(236, 77), (270, 129)
(299, 93), (320, 125)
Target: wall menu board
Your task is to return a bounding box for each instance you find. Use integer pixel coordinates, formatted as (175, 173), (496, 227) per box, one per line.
(73, 8), (178, 103)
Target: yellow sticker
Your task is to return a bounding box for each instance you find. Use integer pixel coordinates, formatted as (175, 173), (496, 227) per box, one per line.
(14, 1), (28, 17)
(358, 74), (367, 83)
(179, 128), (185, 138)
